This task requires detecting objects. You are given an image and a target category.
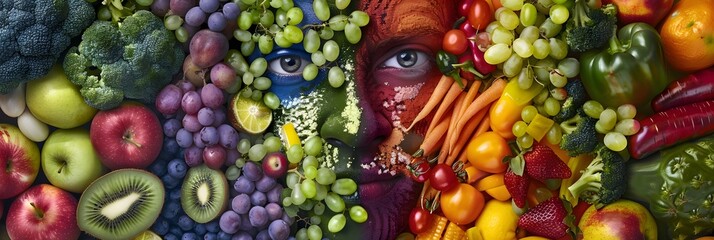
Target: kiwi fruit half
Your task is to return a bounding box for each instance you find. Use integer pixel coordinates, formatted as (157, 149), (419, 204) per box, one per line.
(181, 164), (229, 223)
(77, 169), (165, 240)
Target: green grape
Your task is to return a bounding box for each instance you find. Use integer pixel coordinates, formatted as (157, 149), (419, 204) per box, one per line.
(291, 183), (307, 205)
(536, 105), (548, 116)
(484, 43), (513, 65)
(328, 15), (349, 31)
(520, 26), (540, 44)
(238, 139), (251, 154)
(263, 92), (281, 110)
(349, 206), (368, 223)
(280, 0), (294, 10)
(235, 157), (246, 168)
(512, 120), (528, 137)
(616, 104), (637, 120)
(234, 30), (252, 42)
(307, 224), (323, 240)
(319, 27), (335, 40)
(486, 21), (503, 33)
(533, 58), (556, 83)
(284, 25), (304, 43)
(303, 155), (319, 168)
(240, 87), (253, 98)
(254, 77), (271, 91)
(241, 40), (255, 56)
(164, 15), (183, 31)
(552, 0), (568, 3)
(312, 51), (327, 66)
(332, 178), (357, 195)
(258, 35), (274, 54)
(225, 165), (241, 181)
(323, 40), (340, 62)
(491, 27), (515, 44)
(336, 0), (351, 10)
(304, 165), (318, 179)
(314, 202), (326, 215)
(248, 144), (267, 161)
(310, 216), (322, 225)
(532, 38), (551, 59)
(549, 4), (569, 24)
(517, 67), (534, 89)
(316, 167), (337, 185)
(521, 105), (538, 123)
(498, 9), (520, 30)
(503, 53), (524, 78)
(263, 136), (282, 153)
(596, 119), (611, 134)
(271, 0), (283, 8)
(557, 57), (580, 78)
(225, 49), (249, 74)
(276, 8), (289, 27)
(260, 11), (275, 26)
(328, 66), (346, 88)
(520, 3), (538, 26)
(314, 183), (327, 201)
(502, 0), (524, 11)
(549, 69), (567, 88)
(287, 144), (305, 163)
(304, 136), (324, 156)
(304, 29), (321, 53)
(299, 199), (316, 211)
(274, 31), (294, 48)
(328, 214), (347, 233)
(583, 100), (604, 119)
(287, 7), (304, 25)
(250, 9), (261, 22)
(599, 109), (617, 129)
(513, 38), (534, 58)
(303, 64), (319, 81)
(548, 38), (568, 60)
(604, 132), (627, 152)
(301, 179), (317, 199)
(175, 27), (189, 43)
(296, 227), (308, 240)
(238, 12), (253, 30)
(287, 172), (300, 188)
(313, 0), (330, 21)
(97, 6), (111, 21)
(539, 18), (562, 38)
(282, 196), (293, 206)
(349, 11), (370, 27)
(325, 192), (345, 212)
(550, 87), (567, 101)
(535, 0), (555, 14)
(241, 0), (256, 4)
(243, 72), (255, 86)
(344, 22), (362, 44)
(517, 134), (534, 149)
(615, 119), (640, 136)
(135, 0), (153, 6)
(544, 97), (561, 116)
(546, 124), (562, 145)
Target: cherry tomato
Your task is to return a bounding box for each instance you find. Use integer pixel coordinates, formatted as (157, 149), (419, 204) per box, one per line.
(465, 131), (511, 173)
(408, 208), (433, 234)
(442, 29), (468, 55)
(468, 0), (493, 30)
(458, 0), (475, 16)
(429, 163), (459, 192)
(440, 183), (485, 225)
(409, 161), (431, 183)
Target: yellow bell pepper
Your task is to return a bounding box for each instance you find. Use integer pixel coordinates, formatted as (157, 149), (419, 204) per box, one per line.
(490, 78), (544, 140)
(559, 154), (595, 206)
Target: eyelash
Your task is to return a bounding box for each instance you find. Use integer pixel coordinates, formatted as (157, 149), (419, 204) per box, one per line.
(380, 50), (430, 69)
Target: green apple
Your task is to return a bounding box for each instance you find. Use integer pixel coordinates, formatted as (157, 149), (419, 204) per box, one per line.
(41, 128), (105, 193)
(25, 65), (97, 129)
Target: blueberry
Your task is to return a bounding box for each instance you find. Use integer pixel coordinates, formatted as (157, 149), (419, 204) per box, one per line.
(162, 202), (181, 219)
(162, 174), (181, 190)
(217, 231), (232, 240)
(203, 233), (217, 240)
(194, 223), (207, 235)
(164, 137), (180, 155)
(171, 226), (184, 237)
(149, 161), (167, 176)
(182, 232), (199, 240)
(204, 220), (221, 233)
(151, 218), (170, 236)
(164, 233), (179, 240)
(170, 189), (182, 200)
(178, 215), (197, 231)
(168, 158), (188, 179)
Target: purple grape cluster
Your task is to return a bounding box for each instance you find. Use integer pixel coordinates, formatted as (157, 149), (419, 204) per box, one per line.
(151, 0), (240, 44)
(220, 161), (293, 240)
(156, 80), (240, 170)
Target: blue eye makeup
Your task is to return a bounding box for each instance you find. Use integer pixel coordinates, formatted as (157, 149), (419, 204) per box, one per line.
(264, 47), (326, 106)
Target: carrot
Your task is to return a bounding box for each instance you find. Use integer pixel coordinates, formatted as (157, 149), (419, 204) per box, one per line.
(446, 107), (488, 165)
(459, 80), (482, 119)
(419, 115), (452, 157)
(426, 80), (465, 134)
(407, 75), (454, 131)
(450, 78), (506, 148)
(438, 94), (467, 163)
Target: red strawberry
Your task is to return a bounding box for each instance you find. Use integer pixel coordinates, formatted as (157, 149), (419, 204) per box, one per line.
(524, 142), (571, 182)
(518, 197), (575, 239)
(504, 169), (529, 208)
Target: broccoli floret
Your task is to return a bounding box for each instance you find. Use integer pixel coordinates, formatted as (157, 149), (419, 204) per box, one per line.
(553, 80), (589, 123)
(560, 109), (598, 156)
(563, 0), (618, 53)
(0, 0), (95, 94)
(63, 10), (185, 110)
(568, 145), (627, 208)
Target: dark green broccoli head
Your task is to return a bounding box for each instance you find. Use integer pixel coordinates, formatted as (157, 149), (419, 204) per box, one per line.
(568, 145), (627, 209)
(63, 10), (185, 110)
(564, 1), (618, 53)
(560, 108), (598, 156)
(554, 79), (589, 123)
(0, 0), (95, 93)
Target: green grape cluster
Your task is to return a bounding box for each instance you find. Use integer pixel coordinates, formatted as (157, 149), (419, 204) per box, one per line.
(582, 101), (641, 152)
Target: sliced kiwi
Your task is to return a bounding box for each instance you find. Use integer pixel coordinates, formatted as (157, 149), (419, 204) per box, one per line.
(77, 169), (165, 240)
(181, 164), (229, 223)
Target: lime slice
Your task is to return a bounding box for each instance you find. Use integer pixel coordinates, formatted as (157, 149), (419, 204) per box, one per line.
(230, 94), (272, 134)
(280, 122), (302, 148)
(132, 231), (161, 240)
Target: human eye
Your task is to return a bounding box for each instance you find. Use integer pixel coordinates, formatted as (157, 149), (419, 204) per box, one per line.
(372, 45), (435, 83)
(380, 49), (431, 70)
(268, 54), (310, 76)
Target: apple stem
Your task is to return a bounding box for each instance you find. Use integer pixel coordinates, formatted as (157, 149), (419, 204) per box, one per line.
(122, 133), (142, 148)
(58, 161), (66, 174)
(30, 202), (44, 219)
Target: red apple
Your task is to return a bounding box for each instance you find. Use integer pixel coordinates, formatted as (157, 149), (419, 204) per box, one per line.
(90, 102), (163, 170)
(603, 0), (673, 26)
(578, 199), (658, 239)
(6, 184), (80, 240)
(0, 124), (40, 199)
(262, 152), (288, 178)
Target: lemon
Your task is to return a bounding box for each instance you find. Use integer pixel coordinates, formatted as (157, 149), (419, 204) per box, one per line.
(280, 122), (301, 148)
(230, 94), (272, 134)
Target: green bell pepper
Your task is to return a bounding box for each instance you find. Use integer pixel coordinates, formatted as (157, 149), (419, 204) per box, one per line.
(624, 135), (714, 239)
(579, 23), (670, 112)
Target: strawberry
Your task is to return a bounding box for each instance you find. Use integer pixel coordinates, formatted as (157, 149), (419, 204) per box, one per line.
(504, 168), (529, 208)
(518, 197), (576, 239)
(524, 142), (571, 182)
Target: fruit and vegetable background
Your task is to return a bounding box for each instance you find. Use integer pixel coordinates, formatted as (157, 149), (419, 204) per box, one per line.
(1, 0), (714, 239)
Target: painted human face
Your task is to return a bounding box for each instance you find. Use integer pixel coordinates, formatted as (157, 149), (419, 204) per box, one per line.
(264, 0), (458, 239)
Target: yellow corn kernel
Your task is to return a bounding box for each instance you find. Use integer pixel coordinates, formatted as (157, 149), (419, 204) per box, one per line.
(416, 215), (448, 240)
(443, 222), (466, 240)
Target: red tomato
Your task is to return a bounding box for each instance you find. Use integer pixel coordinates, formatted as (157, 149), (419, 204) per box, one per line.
(409, 208), (433, 234)
(442, 29), (468, 55)
(428, 163), (459, 192)
(459, 0), (475, 16)
(468, 0), (493, 30)
(409, 161), (431, 183)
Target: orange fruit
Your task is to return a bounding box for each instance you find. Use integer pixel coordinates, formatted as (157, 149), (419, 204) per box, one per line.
(659, 0), (714, 72)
